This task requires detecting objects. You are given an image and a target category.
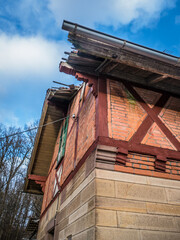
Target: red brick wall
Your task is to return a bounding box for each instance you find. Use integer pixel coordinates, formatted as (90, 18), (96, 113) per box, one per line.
(68, 89), (81, 134)
(61, 121), (76, 183)
(107, 79), (180, 150)
(60, 89), (81, 183)
(141, 123), (176, 150)
(107, 78), (180, 181)
(41, 77), (180, 214)
(41, 85), (96, 213)
(107, 79), (147, 141)
(127, 152), (180, 178)
(159, 96), (180, 142)
(76, 91), (96, 164)
(115, 152), (180, 181)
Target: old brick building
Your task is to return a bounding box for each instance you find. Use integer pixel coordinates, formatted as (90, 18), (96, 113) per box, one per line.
(25, 21), (180, 239)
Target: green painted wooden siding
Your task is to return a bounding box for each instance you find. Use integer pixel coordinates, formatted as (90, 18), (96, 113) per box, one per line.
(57, 116), (69, 166)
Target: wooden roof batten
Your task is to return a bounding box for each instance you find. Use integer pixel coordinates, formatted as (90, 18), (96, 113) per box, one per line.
(24, 87), (79, 194)
(60, 20), (180, 96)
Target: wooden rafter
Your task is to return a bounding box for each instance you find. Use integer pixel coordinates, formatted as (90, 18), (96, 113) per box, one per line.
(101, 62), (119, 74)
(146, 73), (169, 84)
(69, 34), (180, 81)
(95, 59), (110, 72)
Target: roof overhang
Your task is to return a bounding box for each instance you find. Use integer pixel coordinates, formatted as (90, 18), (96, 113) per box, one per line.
(60, 20), (180, 96)
(24, 87), (79, 194)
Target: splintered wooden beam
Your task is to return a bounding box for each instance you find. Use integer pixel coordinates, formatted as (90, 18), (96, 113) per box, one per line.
(69, 34), (180, 81)
(146, 73), (169, 84)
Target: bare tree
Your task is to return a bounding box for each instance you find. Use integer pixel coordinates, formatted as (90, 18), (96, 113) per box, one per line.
(0, 123), (42, 240)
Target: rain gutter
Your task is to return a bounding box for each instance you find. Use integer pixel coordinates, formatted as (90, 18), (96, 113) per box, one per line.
(62, 20), (180, 66)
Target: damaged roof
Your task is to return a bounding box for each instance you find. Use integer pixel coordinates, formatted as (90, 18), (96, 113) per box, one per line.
(25, 20), (180, 194)
(60, 20), (180, 96)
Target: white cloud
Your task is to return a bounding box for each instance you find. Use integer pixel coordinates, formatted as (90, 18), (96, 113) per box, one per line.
(0, 33), (79, 127)
(48, 0), (176, 30)
(0, 34), (70, 80)
(0, 0), (58, 37)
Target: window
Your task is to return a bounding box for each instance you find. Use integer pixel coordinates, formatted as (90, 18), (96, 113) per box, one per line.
(57, 116), (69, 167)
(47, 228), (54, 240)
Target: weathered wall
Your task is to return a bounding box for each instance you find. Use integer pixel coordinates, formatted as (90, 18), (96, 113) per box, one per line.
(37, 154), (96, 240)
(41, 77), (180, 214)
(95, 168), (180, 240)
(107, 78), (180, 150)
(41, 85), (96, 213)
(107, 78), (180, 180)
(76, 91), (96, 164)
(114, 151), (180, 181)
(107, 79), (147, 141)
(59, 84), (95, 184)
(37, 165), (180, 240)
(41, 125), (62, 213)
(38, 76), (180, 239)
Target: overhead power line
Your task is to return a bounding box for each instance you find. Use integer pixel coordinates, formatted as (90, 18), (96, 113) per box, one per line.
(0, 115), (70, 140)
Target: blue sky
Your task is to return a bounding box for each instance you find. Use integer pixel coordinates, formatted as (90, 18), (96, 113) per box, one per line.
(0, 0), (180, 127)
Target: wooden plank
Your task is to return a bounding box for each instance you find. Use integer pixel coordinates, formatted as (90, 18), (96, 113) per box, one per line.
(69, 55), (101, 67)
(146, 73), (169, 84)
(102, 62), (119, 74)
(70, 35), (180, 81)
(111, 68), (145, 82)
(60, 62), (180, 96)
(24, 100), (49, 192)
(95, 59), (110, 72)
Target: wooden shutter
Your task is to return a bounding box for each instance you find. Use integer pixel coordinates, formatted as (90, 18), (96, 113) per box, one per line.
(57, 117), (69, 166)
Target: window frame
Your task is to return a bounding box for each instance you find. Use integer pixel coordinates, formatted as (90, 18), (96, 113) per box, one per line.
(56, 116), (69, 168)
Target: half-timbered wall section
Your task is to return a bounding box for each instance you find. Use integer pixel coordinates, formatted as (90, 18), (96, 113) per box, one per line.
(35, 75), (180, 240)
(40, 83), (96, 213)
(106, 78), (180, 179)
(25, 21), (180, 240)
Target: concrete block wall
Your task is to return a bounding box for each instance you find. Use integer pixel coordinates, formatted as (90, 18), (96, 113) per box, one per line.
(37, 154), (96, 240)
(37, 164), (180, 240)
(95, 168), (180, 240)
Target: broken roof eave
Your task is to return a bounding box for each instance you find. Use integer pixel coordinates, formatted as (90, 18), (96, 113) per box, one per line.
(60, 20), (180, 96)
(62, 20), (180, 66)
